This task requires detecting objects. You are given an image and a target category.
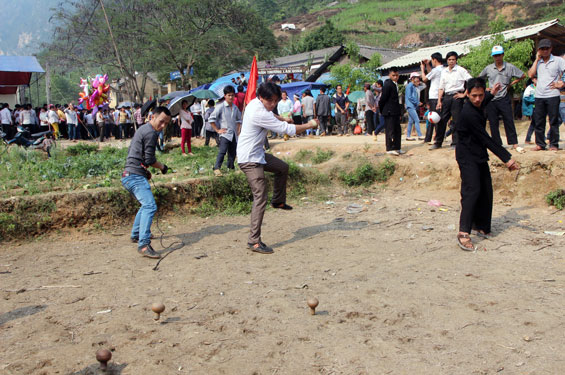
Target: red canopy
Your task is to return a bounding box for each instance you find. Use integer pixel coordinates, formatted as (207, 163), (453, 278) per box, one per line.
(0, 56), (44, 94)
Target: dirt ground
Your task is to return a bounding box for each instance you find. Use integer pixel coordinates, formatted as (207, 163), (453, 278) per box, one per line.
(2, 120), (565, 374)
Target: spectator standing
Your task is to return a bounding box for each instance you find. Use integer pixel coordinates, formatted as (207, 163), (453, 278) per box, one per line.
(39, 107), (49, 130)
(479, 45), (525, 148)
(301, 90), (315, 136)
(204, 100), (219, 146)
(405, 72), (426, 141)
(291, 93), (302, 126)
(523, 78), (537, 144)
(431, 51), (472, 150)
(420, 52), (444, 144)
(235, 85), (246, 113)
(56, 105), (67, 139)
(379, 67), (403, 156)
(210, 86), (242, 176)
(21, 104), (33, 133)
(86, 110), (97, 139)
(190, 100), (203, 138)
(96, 108), (105, 142)
(47, 105), (60, 139)
(528, 39), (565, 151)
(333, 85), (350, 136)
(1, 103), (13, 139)
(364, 83), (377, 140)
(65, 104), (78, 141)
(179, 99), (194, 156)
(134, 104), (144, 132)
(118, 107), (127, 139)
(315, 87), (331, 136)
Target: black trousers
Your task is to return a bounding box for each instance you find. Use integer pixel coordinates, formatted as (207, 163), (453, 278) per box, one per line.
(205, 130), (219, 146)
(435, 94), (463, 147)
(365, 110), (375, 135)
(487, 95), (518, 146)
(534, 97), (560, 149)
(193, 115), (203, 137)
(424, 99), (438, 143)
(458, 161), (493, 234)
(214, 136), (236, 170)
(384, 115), (401, 151)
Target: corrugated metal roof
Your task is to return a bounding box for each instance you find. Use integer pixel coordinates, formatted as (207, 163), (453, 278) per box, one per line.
(380, 19), (562, 70)
(0, 56), (45, 73)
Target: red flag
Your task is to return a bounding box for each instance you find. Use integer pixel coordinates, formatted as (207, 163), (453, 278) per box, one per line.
(345, 84), (350, 96)
(244, 56), (258, 105)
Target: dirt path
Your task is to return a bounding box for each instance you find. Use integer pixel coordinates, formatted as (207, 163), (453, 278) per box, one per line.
(1, 182), (564, 374)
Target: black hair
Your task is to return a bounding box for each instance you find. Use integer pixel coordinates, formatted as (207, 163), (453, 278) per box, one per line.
(431, 52), (443, 63)
(238, 85), (245, 93)
(282, 90), (288, 96)
(257, 82), (282, 101)
(240, 73), (245, 77)
(320, 87), (326, 93)
(446, 51), (458, 60)
(208, 99), (215, 107)
(336, 84), (342, 89)
(153, 106), (171, 117)
(181, 99), (188, 106)
(223, 85), (236, 95)
(388, 67), (399, 74)
(377, 80), (383, 86)
(364, 83), (371, 90)
(466, 77), (486, 91)
(304, 89), (312, 97)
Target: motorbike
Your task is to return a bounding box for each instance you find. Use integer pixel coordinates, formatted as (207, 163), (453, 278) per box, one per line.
(1, 126), (54, 156)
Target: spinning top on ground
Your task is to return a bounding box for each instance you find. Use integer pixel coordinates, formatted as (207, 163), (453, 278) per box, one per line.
(151, 302), (165, 320)
(96, 349), (112, 371)
(307, 298), (319, 315)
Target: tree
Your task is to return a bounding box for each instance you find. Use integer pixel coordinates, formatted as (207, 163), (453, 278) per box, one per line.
(285, 20), (345, 55)
(326, 52), (382, 91)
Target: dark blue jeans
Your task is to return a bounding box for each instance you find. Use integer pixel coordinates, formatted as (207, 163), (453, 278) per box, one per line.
(67, 123), (77, 140)
(534, 96), (560, 149)
(214, 136), (236, 170)
(121, 174), (156, 247)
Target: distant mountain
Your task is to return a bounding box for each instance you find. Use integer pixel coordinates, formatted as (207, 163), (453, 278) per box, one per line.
(0, 0), (59, 55)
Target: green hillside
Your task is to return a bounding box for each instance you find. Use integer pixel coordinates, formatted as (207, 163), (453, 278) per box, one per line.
(270, 0), (564, 49)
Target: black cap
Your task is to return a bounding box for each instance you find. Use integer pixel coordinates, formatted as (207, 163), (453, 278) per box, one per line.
(538, 39), (552, 49)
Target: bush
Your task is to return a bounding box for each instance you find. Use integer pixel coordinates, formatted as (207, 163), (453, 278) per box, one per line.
(546, 189), (565, 210)
(66, 143), (99, 156)
(312, 148), (335, 164)
(339, 160), (395, 186)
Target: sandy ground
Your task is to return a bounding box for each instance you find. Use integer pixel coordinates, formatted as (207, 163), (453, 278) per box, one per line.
(1, 120), (565, 374)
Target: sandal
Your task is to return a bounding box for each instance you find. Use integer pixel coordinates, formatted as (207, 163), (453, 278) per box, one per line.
(457, 232), (475, 252)
(137, 244), (161, 259)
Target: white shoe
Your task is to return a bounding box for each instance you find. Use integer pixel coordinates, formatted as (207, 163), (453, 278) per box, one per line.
(386, 150), (400, 156)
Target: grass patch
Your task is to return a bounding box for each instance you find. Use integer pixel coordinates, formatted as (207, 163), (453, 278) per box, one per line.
(412, 11), (480, 35)
(339, 159), (396, 187)
(312, 148), (335, 164)
(193, 172), (254, 217)
(545, 189), (565, 210)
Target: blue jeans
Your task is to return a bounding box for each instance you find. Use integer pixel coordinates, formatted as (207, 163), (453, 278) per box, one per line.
(560, 102), (565, 124)
(121, 174), (156, 247)
(406, 107), (422, 137)
(67, 123), (77, 140)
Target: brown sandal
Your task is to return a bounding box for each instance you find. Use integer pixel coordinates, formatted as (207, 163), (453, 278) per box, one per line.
(457, 232), (475, 252)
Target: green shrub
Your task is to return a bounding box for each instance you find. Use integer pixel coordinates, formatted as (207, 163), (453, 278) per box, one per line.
(294, 149), (313, 162)
(339, 160), (396, 186)
(66, 143), (99, 156)
(546, 189), (565, 210)
(312, 148), (335, 164)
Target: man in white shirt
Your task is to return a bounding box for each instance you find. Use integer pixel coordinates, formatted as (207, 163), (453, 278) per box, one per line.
(237, 82), (317, 254)
(431, 51), (472, 150)
(527, 39), (565, 150)
(65, 104), (79, 141)
(47, 105), (60, 139)
(1, 103), (13, 139)
(190, 100), (203, 138)
(421, 52), (443, 143)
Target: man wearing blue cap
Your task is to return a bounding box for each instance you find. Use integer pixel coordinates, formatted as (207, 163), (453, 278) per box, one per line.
(479, 45), (525, 148)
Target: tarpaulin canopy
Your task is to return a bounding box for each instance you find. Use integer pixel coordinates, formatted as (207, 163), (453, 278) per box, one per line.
(279, 81), (328, 101)
(0, 56), (44, 94)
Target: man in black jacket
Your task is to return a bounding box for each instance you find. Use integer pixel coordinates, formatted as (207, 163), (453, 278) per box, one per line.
(455, 78), (519, 252)
(378, 67), (403, 155)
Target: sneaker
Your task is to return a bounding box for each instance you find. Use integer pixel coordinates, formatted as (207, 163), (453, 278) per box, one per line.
(406, 137), (415, 141)
(137, 244), (161, 259)
(418, 137), (425, 141)
(398, 149), (406, 154)
(386, 150), (400, 156)
(248, 242), (274, 254)
(213, 169), (223, 177)
(131, 234), (155, 243)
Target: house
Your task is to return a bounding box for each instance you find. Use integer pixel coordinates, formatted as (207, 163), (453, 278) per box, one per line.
(0, 56), (44, 107)
(257, 43), (409, 82)
(378, 18), (565, 74)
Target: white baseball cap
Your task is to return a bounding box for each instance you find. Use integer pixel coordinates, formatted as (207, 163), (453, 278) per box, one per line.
(491, 45), (504, 56)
